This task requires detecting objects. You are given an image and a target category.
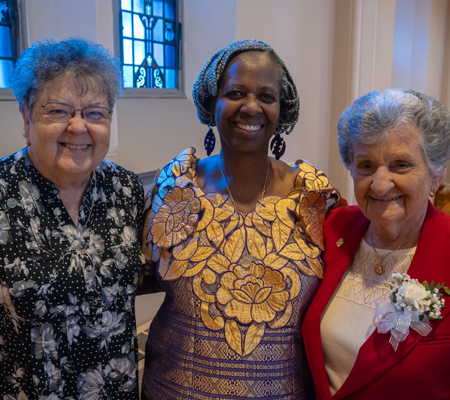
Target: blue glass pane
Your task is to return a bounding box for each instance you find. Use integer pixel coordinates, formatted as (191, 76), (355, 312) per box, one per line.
(123, 39), (133, 64)
(153, 0), (163, 17)
(165, 44), (175, 68)
(134, 40), (145, 65)
(164, 22), (174, 42)
(135, 66), (147, 88)
(121, 0), (132, 11)
(154, 68), (163, 88)
(133, 0), (144, 13)
(165, 69), (176, 89)
(165, 0), (175, 19)
(0, 60), (13, 88)
(154, 43), (163, 67)
(0, 26), (12, 57)
(123, 66), (133, 88)
(153, 18), (163, 42)
(146, 28), (152, 41)
(133, 14), (145, 39)
(122, 12), (132, 37)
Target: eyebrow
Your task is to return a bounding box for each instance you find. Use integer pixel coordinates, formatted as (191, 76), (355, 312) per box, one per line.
(354, 152), (414, 160)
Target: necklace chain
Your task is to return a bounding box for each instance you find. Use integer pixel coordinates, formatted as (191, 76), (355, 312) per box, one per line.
(219, 155), (269, 268)
(370, 229), (421, 275)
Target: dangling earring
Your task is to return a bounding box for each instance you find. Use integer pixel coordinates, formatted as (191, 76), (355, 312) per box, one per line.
(26, 139), (31, 147)
(430, 191), (435, 198)
(204, 125), (216, 156)
(270, 133), (286, 160)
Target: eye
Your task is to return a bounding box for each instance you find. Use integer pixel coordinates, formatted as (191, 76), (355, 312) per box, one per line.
(259, 93), (277, 103)
(84, 107), (109, 121)
(225, 90), (245, 99)
(391, 160), (411, 171)
(355, 161), (374, 174)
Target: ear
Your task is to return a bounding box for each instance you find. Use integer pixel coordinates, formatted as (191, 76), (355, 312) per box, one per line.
(22, 107), (31, 141)
(431, 173), (444, 193)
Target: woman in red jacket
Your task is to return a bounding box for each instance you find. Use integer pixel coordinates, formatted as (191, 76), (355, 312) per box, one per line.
(303, 89), (450, 400)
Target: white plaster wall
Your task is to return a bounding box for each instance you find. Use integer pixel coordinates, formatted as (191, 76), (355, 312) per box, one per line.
(236, 0), (335, 173)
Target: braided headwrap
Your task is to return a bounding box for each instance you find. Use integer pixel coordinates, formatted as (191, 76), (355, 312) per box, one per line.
(192, 39), (300, 135)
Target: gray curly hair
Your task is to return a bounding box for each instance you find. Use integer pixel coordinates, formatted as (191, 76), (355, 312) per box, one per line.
(337, 89), (450, 178)
(12, 37), (122, 112)
(192, 39), (299, 135)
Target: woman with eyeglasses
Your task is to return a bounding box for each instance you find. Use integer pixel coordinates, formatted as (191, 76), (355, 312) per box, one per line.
(0, 38), (144, 399)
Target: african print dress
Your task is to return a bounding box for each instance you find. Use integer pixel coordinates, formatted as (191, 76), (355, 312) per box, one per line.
(141, 148), (339, 400)
(0, 148), (145, 399)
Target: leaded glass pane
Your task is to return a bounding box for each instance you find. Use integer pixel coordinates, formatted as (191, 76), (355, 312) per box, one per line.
(119, 0), (179, 89)
(153, 18), (163, 42)
(0, 59), (13, 88)
(123, 38), (133, 64)
(134, 40), (145, 65)
(0, 0), (18, 89)
(122, 12), (132, 37)
(133, 14), (145, 39)
(123, 66), (133, 88)
(121, 0), (132, 11)
(0, 25), (12, 57)
(133, 0), (144, 14)
(165, 44), (175, 68)
(153, 0), (163, 17)
(164, 0), (175, 19)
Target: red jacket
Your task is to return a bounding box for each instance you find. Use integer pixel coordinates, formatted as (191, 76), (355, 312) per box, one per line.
(303, 203), (450, 400)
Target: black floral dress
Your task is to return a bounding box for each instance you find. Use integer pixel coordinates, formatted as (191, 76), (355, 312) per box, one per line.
(0, 148), (145, 399)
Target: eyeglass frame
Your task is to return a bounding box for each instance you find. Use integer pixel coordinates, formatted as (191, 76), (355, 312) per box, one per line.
(32, 102), (113, 124)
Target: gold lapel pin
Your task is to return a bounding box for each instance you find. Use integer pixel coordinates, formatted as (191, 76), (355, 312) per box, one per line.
(336, 238), (344, 247)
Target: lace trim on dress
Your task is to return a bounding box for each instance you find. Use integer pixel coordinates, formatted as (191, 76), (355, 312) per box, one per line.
(334, 239), (416, 308)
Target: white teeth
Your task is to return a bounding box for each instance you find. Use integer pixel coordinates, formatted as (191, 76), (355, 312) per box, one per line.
(237, 124), (261, 131)
(65, 144), (89, 149)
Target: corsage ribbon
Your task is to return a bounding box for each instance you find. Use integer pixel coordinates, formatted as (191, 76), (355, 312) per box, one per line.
(374, 301), (432, 351)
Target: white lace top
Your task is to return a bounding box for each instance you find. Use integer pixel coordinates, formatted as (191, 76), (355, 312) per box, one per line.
(320, 238), (417, 395)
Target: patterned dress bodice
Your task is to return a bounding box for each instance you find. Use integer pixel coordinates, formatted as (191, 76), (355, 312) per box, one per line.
(141, 148), (339, 400)
(0, 148), (145, 399)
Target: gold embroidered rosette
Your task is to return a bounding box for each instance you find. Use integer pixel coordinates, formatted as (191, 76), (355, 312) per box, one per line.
(144, 148), (338, 355)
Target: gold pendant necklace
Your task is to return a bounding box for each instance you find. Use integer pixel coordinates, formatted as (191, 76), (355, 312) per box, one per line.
(219, 155), (269, 268)
(370, 229), (421, 275)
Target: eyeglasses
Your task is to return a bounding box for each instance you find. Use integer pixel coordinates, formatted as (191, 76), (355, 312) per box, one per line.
(34, 102), (112, 123)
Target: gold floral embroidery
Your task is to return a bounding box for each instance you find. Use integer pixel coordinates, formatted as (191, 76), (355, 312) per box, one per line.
(299, 191), (327, 250)
(146, 148), (339, 355)
(151, 186), (201, 248)
(217, 262), (290, 325)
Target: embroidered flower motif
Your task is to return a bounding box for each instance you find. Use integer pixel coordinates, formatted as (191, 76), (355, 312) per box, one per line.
(217, 262), (290, 325)
(151, 186), (201, 248)
(299, 192), (327, 250)
(375, 273), (449, 351)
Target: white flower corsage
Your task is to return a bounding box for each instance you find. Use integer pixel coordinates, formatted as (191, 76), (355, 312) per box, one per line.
(374, 273), (449, 351)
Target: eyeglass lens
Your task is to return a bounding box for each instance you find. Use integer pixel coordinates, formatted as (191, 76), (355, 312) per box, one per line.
(43, 103), (110, 122)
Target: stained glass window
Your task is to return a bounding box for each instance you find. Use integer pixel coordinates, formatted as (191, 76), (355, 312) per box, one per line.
(119, 0), (180, 89)
(0, 0), (18, 89)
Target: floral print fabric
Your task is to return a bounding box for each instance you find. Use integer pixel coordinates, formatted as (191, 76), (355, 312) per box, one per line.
(0, 148), (145, 399)
(141, 148), (339, 399)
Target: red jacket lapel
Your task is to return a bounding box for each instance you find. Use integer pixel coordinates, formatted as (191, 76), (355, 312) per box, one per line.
(333, 202), (450, 399)
(303, 206), (369, 400)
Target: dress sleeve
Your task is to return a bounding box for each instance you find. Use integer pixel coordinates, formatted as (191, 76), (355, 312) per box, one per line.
(293, 160), (340, 252)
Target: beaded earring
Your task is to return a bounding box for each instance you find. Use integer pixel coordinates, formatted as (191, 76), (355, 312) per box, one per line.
(270, 133), (286, 160)
(204, 124), (216, 156)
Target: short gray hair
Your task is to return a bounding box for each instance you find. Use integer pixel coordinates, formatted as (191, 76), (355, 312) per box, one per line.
(337, 89), (450, 177)
(192, 39), (299, 135)
(12, 37), (122, 112)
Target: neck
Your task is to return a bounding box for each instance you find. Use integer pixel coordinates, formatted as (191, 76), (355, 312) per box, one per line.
(367, 221), (423, 250)
(220, 149), (270, 213)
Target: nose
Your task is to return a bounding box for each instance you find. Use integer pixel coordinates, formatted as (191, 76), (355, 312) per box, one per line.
(240, 94), (262, 115)
(370, 167), (395, 195)
(67, 109), (88, 134)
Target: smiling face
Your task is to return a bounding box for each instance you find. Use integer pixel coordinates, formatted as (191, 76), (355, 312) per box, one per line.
(23, 76), (111, 188)
(350, 126), (441, 234)
(213, 51), (281, 155)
